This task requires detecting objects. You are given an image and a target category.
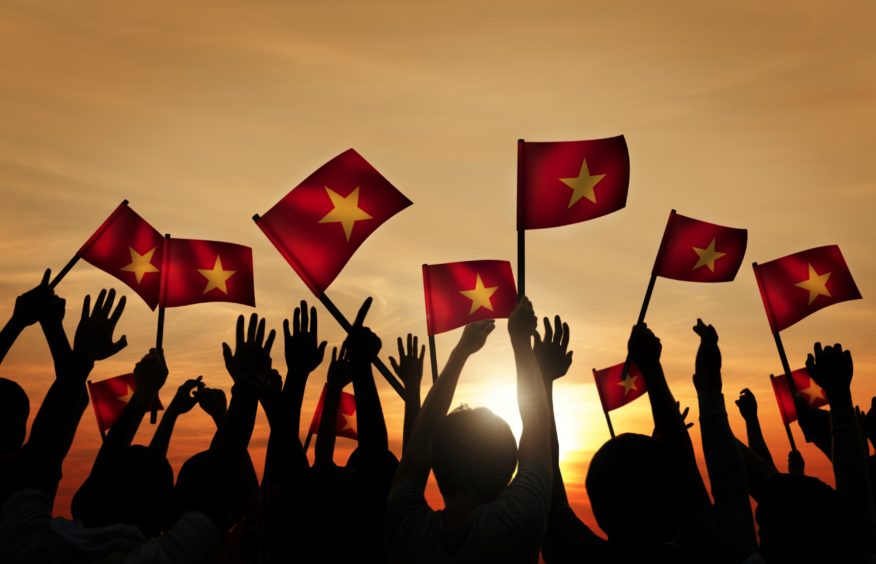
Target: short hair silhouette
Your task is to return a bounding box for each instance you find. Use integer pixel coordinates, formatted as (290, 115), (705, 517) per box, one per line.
(586, 433), (685, 544)
(173, 450), (258, 530)
(756, 473), (854, 564)
(72, 445), (174, 537)
(0, 378), (28, 450)
(431, 405), (517, 501)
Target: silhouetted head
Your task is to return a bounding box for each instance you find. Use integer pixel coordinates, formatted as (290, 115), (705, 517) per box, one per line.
(586, 433), (685, 545)
(431, 405), (518, 502)
(756, 473), (854, 564)
(0, 378), (29, 451)
(174, 450), (258, 530)
(72, 445), (174, 538)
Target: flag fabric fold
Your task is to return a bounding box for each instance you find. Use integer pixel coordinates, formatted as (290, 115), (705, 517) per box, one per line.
(652, 211), (747, 282)
(307, 383), (358, 441)
(593, 362), (647, 412)
(78, 202), (164, 309)
(753, 245), (861, 332)
(87, 373), (164, 433)
(770, 368), (828, 424)
(159, 238), (255, 308)
(517, 136), (630, 230)
(256, 148), (412, 294)
(422, 260), (517, 335)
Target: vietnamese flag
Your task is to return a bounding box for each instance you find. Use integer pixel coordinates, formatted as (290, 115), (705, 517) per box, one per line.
(423, 260), (517, 335)
(307, 383), (358, 441)
(255, 149), (412, 294)
(770, 368), (828, 424)
(87, 373), (164, 433)
(753, 245), (861, 332)
(78, 201), (164, 309)
(517, 136), (630, 230)
(652, 211), (747, 282)
(160, 238), (255, 308)
(593, 362), (647, 412)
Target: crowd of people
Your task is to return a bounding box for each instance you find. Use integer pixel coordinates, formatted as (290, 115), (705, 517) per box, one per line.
(0, 270), (874, 563)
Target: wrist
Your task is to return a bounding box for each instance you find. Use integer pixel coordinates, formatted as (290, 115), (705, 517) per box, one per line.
(826, 388), (853, 409)
(510, 334), (531, 349)
(6, 315), (26, 333)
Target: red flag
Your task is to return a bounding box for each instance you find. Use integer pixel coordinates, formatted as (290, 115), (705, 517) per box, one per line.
(753, 245), (861, 332)
(78, 202), (163, 309)
(160, 238), (255, 308)
(593, 362), (647, 412)
(256, 149), (412, 294)
(518, 136), (630, 230)
(307, 384), (358, 441)
(87, 374), (164, 433)
(423, 260), (517, 335)
(770, 368), (828, 424)
(652, 211), (748, 282)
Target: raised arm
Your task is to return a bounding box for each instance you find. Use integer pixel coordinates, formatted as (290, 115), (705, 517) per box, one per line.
(314, 346), (352, 468)
(393, 319), (494, 492)
(795, 396), (833, 461)
(149, 376), (203, 457)
(735, 388), (777, 470)
(346, 299), (389, 457)
(0, 270), (57, 365)
(390, 334), (425, 453)
(693, 319), (757, 562)
(806, 342), (876, 549)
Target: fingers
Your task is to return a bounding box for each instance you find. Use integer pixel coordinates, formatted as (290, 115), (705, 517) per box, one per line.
(397, 337), (405, 360)
(553, 315), (562, 344)
(331, 346), (338, 364)
(81, 294), (91, 323)
(247, 313), (257, 343)
(293, 305), (301, 336)
(353, 297), (372, 328)
(406, 333), (413, 355)
(235, 315), (245, 348)
(222, 342), (233, 367)
(560, 321), (570, 351)
(93, 289), (107, 317)
(40, 268), (50, 287)
(109, 336), (128, 355)
(389, 356), (400, 374)
(283, 318), (291, 341)
(300, 300), (309, 334)
(109, 295), (126, 326)
(542, 317), (553, 343)
(310, 305), (318, 336)
(419, 344), (425, 361)
(264, 329), (276, 353)
(317, 341), (327, 359)
(256, 317), (266, 345)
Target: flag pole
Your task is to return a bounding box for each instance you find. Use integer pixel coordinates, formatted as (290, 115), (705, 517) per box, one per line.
(315, 292), (406, 398)
(517, 138), (526, 300)
(428, 335), (439, 384)
(593, 369), (616, 438)
(303, 430), (314, 452)
(151, 233), (171, 425)
(49, 255), (81, 289)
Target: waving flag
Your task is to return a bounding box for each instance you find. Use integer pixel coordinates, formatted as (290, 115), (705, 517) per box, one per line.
(307, 383), (358, 441)
(594, 362), (647, 412)
(88, 373), (164, 433)
(770, 368), (828, 424)
(160, 238), (255, 308)
(423, 260), (517, 335)
(652, 211), (747, 282)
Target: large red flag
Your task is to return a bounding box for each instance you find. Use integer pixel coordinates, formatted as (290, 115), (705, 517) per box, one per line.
(518, 136), (630, 230)
(753, 245), (861, 332)
(423, 260), (517, 335)
(78, 201), (163, 309)
(160, 238), (255, 308)
(87, 373), (164, 433)
(594, 362), (647, 412)
(652, 211), (747, 282)
(255, 149), (412, 294)
(770, 368), (828, 424)
(307, 383), (358, 441)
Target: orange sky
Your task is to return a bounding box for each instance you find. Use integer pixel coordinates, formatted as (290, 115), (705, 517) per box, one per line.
(1, 0), (875, 536)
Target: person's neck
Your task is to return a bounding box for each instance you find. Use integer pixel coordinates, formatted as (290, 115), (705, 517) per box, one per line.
(441, 494), (486, 528)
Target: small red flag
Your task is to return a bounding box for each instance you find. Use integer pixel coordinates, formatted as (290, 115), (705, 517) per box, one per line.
(593, 362), (647, 412)
(159, 238), (255, 308)
(423, 260), (517, 335)
(770, 368), (828, 424)
(256, 149), (412, 294)
(307, 383), (358, 441)
(652, 211), (748, 282)
(87, 374), (164, 433)
(518, 136), (630, 230)
(753, 245), (861, 332)
(78, 202), (164, 309)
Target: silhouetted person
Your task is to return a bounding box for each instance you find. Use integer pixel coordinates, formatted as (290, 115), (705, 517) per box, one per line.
(735, 388), (777, 471)
(386, 297), (553, 563)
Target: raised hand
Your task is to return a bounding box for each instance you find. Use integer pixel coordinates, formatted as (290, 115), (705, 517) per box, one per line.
(735, 388), (757, 420)
(168, 376), (204, 414)
(507, 296), (536, 344)
(627, 322), (662, 372)
(222, 313), (276, 385)
(11, 269), (55, 328)
(806, 342), (853, 404)
(533, 315), (573, 384)
(692, 319), (721, 393)
(456, 319), (495, 356)
(345, 297), (381, 365)
(197, 386), (228, 426)
(133, 348), (169, 403)
(389, 334), (425, 389)
(284, 300), (327, 378)
(73, 289), (127, 362)
(327, 345), (353, 390)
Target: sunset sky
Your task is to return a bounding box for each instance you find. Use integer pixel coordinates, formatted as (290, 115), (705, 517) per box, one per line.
(1, 0), (875, 535)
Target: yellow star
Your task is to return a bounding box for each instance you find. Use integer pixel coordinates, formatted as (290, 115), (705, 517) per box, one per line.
(198, 255), (236, 295)
(559, 159), (607, 208)
(798, 382), (825, 406)
(119, 383), (134, 404)
(459, 274), (498, 315)
(794, 263), (832, 305)
(318, 186), (373, 241)
(120, 246), (159, 284)
(617, 374), (639, 396)
(692, 239), (727, 272)
(340, 412), (357, 433)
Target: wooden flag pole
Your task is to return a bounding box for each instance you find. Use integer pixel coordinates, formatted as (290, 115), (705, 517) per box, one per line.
(151, 233), (172, 425)
(593, 368), (616, 438)
(517, 138), (526, 301)
(428, 334), (439, 384)
(316, 292), (406, 398)
(302, 430), (314, 453)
